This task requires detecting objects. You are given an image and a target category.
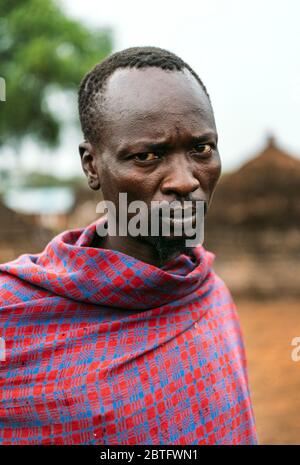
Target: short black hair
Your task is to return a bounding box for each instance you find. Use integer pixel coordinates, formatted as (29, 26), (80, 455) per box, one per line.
(78, 46), (211, 145)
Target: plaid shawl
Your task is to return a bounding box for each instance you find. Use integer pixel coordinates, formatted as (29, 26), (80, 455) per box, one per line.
(0, 218), (257, 445)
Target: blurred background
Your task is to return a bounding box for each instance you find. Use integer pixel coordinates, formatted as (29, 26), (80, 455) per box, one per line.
(0, 0), (300, 444)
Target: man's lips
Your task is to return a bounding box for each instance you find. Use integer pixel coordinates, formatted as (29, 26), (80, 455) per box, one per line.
(158, 200), (206, 219)
(168, 214), (196, 228)
(161, 208), (202, 229)
(167, 208), (194, 220)
(146, 200), (206, 233)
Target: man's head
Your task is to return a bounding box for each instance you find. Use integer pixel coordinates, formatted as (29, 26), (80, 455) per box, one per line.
(78, 46), (221, 263)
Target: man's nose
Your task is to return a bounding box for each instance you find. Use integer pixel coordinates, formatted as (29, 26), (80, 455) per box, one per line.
(160, 154), (200, 197)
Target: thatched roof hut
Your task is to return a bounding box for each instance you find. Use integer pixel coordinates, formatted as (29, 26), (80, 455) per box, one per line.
(205, 136), (300, 298)
(0, 199), (52, 263)
(66, 185), (102, 229)
(207, 136), (300, 230)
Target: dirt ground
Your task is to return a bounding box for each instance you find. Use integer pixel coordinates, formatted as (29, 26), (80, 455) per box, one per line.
(236, 298), (300, 444)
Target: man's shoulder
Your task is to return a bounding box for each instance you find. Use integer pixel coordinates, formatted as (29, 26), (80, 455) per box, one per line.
(0, 254), (49, 308)
(208, 266), (239, 315)
(0, 265), (39, 305)
(212, 269), (234, 297)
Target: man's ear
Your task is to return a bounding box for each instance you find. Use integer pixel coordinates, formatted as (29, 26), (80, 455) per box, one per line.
(79, 141), (101, 191)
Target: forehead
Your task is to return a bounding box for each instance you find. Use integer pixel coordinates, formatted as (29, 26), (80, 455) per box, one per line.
(99, 67), (216, 143)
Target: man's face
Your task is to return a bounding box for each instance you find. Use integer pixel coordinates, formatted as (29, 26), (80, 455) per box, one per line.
(82, 67), (221, 258)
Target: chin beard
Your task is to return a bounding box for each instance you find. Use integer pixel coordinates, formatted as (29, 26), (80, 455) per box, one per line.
(142, 234), (196, 264)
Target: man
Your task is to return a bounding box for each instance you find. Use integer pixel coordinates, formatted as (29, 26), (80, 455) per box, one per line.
(0, 47), (257, 444)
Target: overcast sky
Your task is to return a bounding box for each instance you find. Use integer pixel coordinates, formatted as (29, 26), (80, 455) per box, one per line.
(4, 0), (300, 177)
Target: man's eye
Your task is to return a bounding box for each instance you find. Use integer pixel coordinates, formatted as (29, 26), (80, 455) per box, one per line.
(133, 152), (159, 162)
(192, 144), (213, 156)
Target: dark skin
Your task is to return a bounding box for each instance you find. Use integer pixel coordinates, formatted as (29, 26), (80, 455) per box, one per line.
(79, 67), (221, 267)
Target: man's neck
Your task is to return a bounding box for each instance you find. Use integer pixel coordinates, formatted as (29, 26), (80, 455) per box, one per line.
(91, 233), (178, 268)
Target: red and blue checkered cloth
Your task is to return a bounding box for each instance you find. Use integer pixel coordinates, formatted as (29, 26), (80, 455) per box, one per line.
(0, 218), (257, 444)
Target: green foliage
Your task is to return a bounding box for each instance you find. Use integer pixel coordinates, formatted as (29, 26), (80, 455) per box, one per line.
(0, 0), (113, 149)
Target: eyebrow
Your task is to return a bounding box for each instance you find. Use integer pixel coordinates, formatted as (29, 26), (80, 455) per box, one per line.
(116, 131), (218, 157)
(190, 132), (218, 144)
